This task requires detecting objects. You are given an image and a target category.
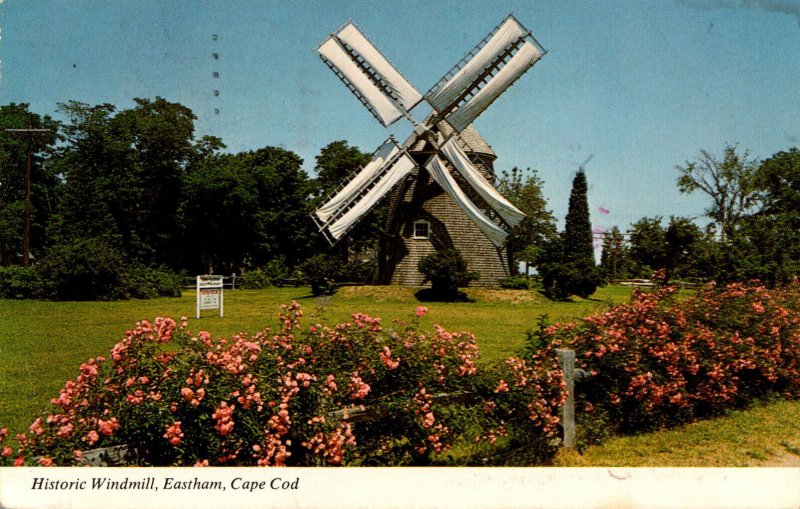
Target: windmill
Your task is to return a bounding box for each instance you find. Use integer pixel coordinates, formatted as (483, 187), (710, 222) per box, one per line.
(312, 15), (546, 286)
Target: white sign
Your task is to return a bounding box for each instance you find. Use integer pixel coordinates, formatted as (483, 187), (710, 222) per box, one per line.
(196, 275), (224, 318)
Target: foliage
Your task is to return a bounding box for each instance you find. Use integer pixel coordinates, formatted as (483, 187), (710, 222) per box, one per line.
(676, 144), (759, 242)
(123, 265), (183, 299)
(37, 238), (131, 301)
(0, 265), (43, 299)
(496, 167), (558, 275)
(542, 280), (800, 435)
(599, 226), (633, 282)
(418, 249), (479, 301)
(238, 259), (290, 289)
(297, 254), (345, 296)
(1, 304), (565, 466)
(55, 98), (196, 268)
(499, 276), (530, 290)
(538, 170), (603, 299)
(181, 144), (315, 274)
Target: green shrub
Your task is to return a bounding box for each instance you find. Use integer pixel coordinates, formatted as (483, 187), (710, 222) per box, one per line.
(239, 259), (289, 289)
(298, 254), (344, 296)
(125, 265), (182, 299)
(0, 265), (43, 299)
(499, 276), (530, 290)
(37, 238), (130, 301)
(418, 249), (479, 301)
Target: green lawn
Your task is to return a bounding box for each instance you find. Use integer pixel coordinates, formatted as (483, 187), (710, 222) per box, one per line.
(0, 285), (630, 438)
(553, 399), (800, 467)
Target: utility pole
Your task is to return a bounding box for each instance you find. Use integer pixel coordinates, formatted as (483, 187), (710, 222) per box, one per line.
(5, 114), (51, 267)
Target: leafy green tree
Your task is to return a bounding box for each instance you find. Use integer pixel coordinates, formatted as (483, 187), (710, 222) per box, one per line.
(676, 145), (759, 242)
(664, 216), (701, 282)
(496, 167), (558, 276)
(599, 226), (632, 282)
(182, 144), (314, 274)
(628, 216), (666, 277)
(55, 98), (196, 267)
(0, 103), (61, 265)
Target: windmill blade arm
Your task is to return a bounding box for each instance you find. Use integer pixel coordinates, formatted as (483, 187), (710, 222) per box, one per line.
(326, 152), (416, 241)
(441, 138), (525, 228)
(425, 155), (508, 247)
(335, 23), (423, 113)
(318, 37), (405, 127)
(445, 41), (542, 133)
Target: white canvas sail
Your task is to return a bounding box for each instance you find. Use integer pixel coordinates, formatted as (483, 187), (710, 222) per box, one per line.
(445, 41), (541, 133)
(318, 37), (404, 127)
(315, 139), (399, 224)
(327, 152), (416, 240)
(426, 17), (527, 113)
(336, 23), (422, 113)
(425, 155), (508, 246)
(440, 138), (525, 228)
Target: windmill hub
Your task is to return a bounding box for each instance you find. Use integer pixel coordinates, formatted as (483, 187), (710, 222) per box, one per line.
(312, 15), (546, 287)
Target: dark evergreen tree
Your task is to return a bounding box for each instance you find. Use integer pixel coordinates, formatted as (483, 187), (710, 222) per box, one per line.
(539, 169), (603, 299)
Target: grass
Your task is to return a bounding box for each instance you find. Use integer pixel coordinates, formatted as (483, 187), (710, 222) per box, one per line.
(553, 399), (800, 467)
(0, 284), (630, 438)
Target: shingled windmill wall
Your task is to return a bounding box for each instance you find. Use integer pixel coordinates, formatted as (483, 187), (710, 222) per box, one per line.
(378, 126), (511, 288)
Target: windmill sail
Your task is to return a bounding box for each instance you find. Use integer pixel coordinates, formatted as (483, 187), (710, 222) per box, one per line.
(425, 155), (508, 246)
(425, 15), (544, 133)
(427, 16), (528, 112)
(318, 22), (422, 127)
(315, 139), (399, 224)
(440, 138), (525, 228)
(444, 41), (542, 133)
(326, 152), (416, 241)
(335, 23), (423, 113)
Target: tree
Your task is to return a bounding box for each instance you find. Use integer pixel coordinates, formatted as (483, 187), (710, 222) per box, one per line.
(55, 98), (197, 267)
(741, 147), (800, 285)
(676, 145), (759, 243)
(599, 226), (630, 282)
(182, 144), (314, 274)
(496, 167), (558, 276)
(663, 216), (701, 282)
(628, 216), (666, 277)
(539, 170), (603, 299)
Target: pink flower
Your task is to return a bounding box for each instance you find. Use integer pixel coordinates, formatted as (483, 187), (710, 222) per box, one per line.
(164, 421), (184, 446)
(494, 380), (509, 393)
(84, 430), (100, 446)
(415, 307), (428, 318)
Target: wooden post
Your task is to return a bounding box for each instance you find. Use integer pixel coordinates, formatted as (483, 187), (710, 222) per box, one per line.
(556, 348), (576, 448)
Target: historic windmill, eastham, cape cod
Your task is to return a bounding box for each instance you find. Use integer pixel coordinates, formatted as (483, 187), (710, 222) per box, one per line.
(312, 15), (546, 286)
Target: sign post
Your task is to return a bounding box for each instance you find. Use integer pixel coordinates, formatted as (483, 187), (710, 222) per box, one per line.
(196, 275), (224, 319)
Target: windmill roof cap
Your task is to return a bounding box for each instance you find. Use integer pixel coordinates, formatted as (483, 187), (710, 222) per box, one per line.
(440, 123), (496, 157)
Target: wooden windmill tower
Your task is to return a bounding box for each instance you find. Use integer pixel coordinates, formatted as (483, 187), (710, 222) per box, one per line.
(312, 15), (545, 286)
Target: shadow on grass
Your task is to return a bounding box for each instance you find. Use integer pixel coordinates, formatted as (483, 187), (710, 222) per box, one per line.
(414, 288), (475, 303)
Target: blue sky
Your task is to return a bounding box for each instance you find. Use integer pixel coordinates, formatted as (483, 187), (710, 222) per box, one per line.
(2, 0), (799, 236)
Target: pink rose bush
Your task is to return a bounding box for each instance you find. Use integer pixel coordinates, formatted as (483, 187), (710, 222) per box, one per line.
(2, 302), (564, 466)
(542, 280), (800, 437)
